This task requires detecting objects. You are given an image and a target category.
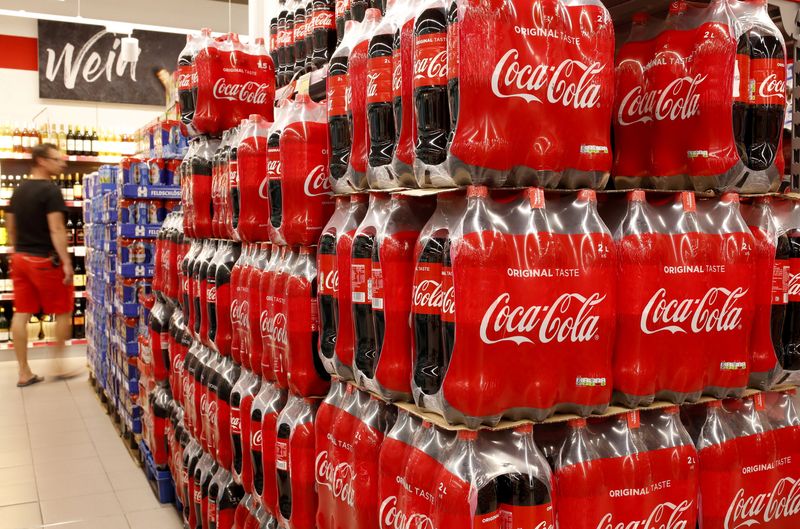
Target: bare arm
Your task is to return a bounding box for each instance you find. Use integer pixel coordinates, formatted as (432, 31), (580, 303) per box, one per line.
(47, 211), (73, 285)
(6, 212), (15, 248)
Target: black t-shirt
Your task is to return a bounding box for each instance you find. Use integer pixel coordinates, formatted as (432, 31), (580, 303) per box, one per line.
(9, 179), (67, 256)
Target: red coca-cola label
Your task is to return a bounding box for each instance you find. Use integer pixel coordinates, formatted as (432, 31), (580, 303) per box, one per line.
(441, 263), (454, 324)
(750, 58), (786, 105)
(278, 29), (290, 47)
(789, 258), (800, 302)
(557, 445), (697, 529)
(335, 0), (344, 18)
(372, 261), (384, 311)
(367, 56), (394, 104)
(352, 257), (372, 306)
(295, 19), (306, 42)
(414, 33), (448, 88)
(392, 49), (403, 100)
(328, 74), (349, 117)
(212, 78), (271, 105)
(270, 33), (277, 51)
(178, 64), (193, 90)
(773, 259), (789, 305)
(313, 9), (336, 30)
(276, 438), (288, 470)
(734, 53), (750, 104)
(319, 253), (339, 296)
(500, 504), (555, 529)
(412, 262), (443, 316)
(231, 406), (242, 434)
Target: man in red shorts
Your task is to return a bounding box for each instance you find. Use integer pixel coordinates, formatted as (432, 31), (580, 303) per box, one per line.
(7, 143), (74, 386)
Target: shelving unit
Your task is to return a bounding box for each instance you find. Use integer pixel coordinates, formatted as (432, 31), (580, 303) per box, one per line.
(0, 338), (87, 350)
(0, 153), (123, 164)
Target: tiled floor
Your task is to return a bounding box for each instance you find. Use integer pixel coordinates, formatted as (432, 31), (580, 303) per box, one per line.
(0, 357), (184, 529)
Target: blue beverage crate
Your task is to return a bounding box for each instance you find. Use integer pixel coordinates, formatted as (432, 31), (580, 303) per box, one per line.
(139, 441), (175, 504)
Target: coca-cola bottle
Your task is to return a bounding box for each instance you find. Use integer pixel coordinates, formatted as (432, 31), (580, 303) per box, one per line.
(733, 32), (751, 165)
(745, 0), (786, 172)
(277, 0), (290, 86)
(270, 17), (279, 66)
(276, 395), (320, 529)
(318, 198), (346, 370)
(412, 0), (449, 171)
(190, 137), (220, 240)
(351, 193), (390, 384)
(148, 294), (173, 382)
(259, 247), (282, 381)
(230, 370), (261, 490)
(328, 21), (358, 192)
(237, 115), (271, 243)
(271, 248), (297, 389)
(212, 130), (231, 240)
(390, 0), (418, 186)
(294, 0), (308, 74)
(284, 1), (297, 84)
(783, 228), (800, 370)
(267, 102), (289, 245)
(315, 381), (347, 529)
(311, 0), (337, 68)
(366, 0), (399, 188)
(248, 244), (271, 378)
(256, 382), (288, 516)
(349, 9), (382, 183)
(178, 34), (198, 129)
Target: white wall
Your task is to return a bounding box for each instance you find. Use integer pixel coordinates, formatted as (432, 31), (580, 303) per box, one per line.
(0, 15), (164, 133)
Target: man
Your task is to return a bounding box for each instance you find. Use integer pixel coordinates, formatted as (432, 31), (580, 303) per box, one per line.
(7, 143), (74, 386)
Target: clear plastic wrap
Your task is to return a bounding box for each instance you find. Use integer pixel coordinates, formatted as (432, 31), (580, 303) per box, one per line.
(315, 384), (394, 529)
(259, 245), (284, 382)
(193, 33), (276, 137)
(275, 394), (320, 529)
(188, 137), (220, 240)
(413, 0), (614, 189)
(318, 195), (369, 380)
(355, 194), (434, 399)
(613, 0), (786, 193)
(269, 247), (296, 390)
(555, 408), (698, 529)
(267, 101), (291, 245)
(681, 390), (800, 529)
(250, 381), (287, 518)
(351, 192), (391, 387)
(236, 114), (272, 242)
(411, 187), (616, 426)
(601, 191), (755, 407)
(277, 94), (335, 246)
(774, 199), (800, 378)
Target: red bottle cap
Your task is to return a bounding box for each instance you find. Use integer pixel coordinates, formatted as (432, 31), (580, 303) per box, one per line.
(578, 189), (596, 203)
(707, 400), (722, 409)
(335, 196), (349, 206)
(528, 188), (545, 209)
(629, 189), (646, 202)
(350, 193), (368, 203)
(299, 246), (314, 255)
(467, 185), (488, 198)
(679, 191), (696, 212)
(457, 430), (478, 440)
(514, 423), (533, 434)
(568, 418), (587, 428)
(721, 192), (740, 204)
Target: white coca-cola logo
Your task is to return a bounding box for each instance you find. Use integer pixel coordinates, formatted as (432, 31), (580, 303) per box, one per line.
(789, 273), (800, 298)
(207, 286), (217, 303)
(367, 72), (380, 98)
(724, 478), (800, 529)
(597, 500), (693, 529)
(314, 11), (334, 28)
(178, 73), (192, 89)
(260, 310), (271, 336)
(315, 451), (356, 506)
(393, 61), (402, 92)
(491, 50), (603, 108)
(414, 51), (447, 81)
(231, 299), (241, 323)
(258, 176), (270, 200)
(759, 73), (786, 99)
(267, 313), (288, 345)
(617, 75), (707, 126)
(252, 430), (262, 447)
(322, 270), (339, 293)
(413, 279), (444, 309)
(379, 496), (436, 529)
(640, 287), (747, 335)
(212, 79), (270, 105)
(304, 164), (331, 197)
(230, 414), (241, 432)
(442, 285), (454, 315)
(479, 292), (605, 345)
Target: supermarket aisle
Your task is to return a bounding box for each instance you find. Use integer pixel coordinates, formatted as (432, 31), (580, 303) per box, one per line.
(0, 358), (183, 529)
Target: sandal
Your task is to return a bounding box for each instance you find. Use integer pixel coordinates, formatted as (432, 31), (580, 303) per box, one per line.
(16, 374), (44, 387)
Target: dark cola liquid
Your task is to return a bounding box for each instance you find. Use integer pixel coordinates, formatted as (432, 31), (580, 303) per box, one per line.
(733, 34), (750, 164)
(285, 10), (296, 83)
(441, 239), (454, 374)
(304, 2), (314, 70)
(367, 32), (396, 168)
(207, 248), (220, 343)
(328, 57), (351, 181)
(352, 233), (377, 377)
(747, 31), (785, 171)
(277, 5), (289, 85)
(270, 18), (279, 66)
(414, 6), (450, 166)
(309, 272), (330, 380)
(230, 143), (240, 230)
(318, 233), (338, 360)
(392, 28), (403, 138)
(370, 239), (385, 379)
(447, 0), (459, 140)
(350, 0), (370, 21)
(783, 230), (800, 370)
(268, 135), (283, 230)
(498, 472), (552, 519)
(474, 480), (499, 524)
(276, 423), (293, 520)
(250, 406), (264, 495)
(312, 0), (337, 67)
(191, 246), (205, 336)
(413, 236), (446, 395)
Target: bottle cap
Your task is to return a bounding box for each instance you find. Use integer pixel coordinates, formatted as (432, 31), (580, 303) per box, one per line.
(578, 189), (596, 203)
(528, 187), (545, 209)
(513, 423), (533, 434)
(350, 193), (368, 203)
(629, 189), (646, 202)
(457, 430), (478, 440)
(707, 400), (722, 409)
(568, 418), (587, 428)
(720, 192), (740, 204)
(467, 185), (488, 198)
(679, 191), (696, 212)
(632, 12), (649, 24)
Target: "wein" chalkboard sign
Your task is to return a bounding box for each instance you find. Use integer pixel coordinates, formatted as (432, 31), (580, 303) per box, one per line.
(38, 20), (185, 106)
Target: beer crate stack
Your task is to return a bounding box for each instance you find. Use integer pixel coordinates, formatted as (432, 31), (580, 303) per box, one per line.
(84, 166), (118, 400)
(138, 0), (800, 528)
